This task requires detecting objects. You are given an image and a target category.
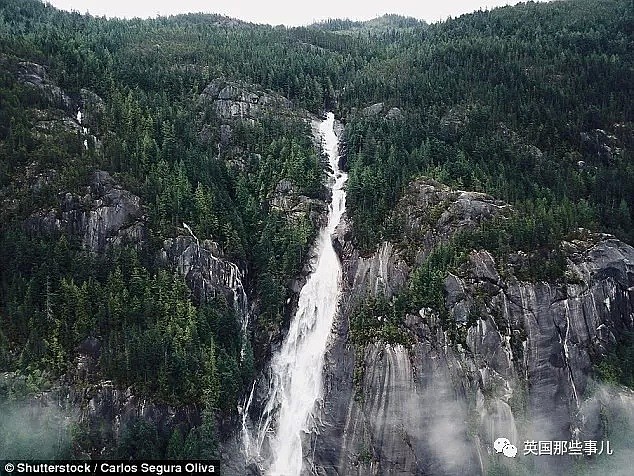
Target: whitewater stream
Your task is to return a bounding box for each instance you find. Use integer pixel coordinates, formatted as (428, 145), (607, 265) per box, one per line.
(251, 112), (346, 475)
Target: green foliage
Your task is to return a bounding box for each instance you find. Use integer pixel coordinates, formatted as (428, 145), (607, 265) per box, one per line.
(0, 0), (334, 414)
(0, 231), (247, 407)
(596, 330), (634, 389)
(116, 418), (161, 459)
(349, 295), (413, 349)
(166, 428), (185, 460)
(348, 291), (417, 398)
(357, 445), (374, 464)
(406, 244), (461, 314)
(453, 199), (589, 282)
(0, 0), (633, 457)
(177, 407), (219, 460)
(341, 0), (633, 251)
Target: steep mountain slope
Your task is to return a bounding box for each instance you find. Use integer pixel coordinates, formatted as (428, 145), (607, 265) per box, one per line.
(311, 180), (634, 475)
(0, 0), (337, 458)
(0, 0), (633, 474)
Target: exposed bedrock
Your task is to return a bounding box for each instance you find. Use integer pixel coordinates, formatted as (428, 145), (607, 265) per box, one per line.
(310, 179), (634, 475)
(23, 170), (147, 253)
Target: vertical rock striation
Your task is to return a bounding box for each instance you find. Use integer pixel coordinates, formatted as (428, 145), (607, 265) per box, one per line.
(310, 179), (634, 475)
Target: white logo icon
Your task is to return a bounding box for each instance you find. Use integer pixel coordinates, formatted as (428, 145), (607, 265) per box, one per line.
(494, 437), (518, 458)
(503, 444), (518, 457)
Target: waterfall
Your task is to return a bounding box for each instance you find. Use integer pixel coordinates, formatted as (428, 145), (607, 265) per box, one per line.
(251, 112), (347, 475)
(76, 108), (89, 149)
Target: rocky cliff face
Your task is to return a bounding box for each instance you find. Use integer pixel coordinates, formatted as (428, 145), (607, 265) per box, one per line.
(361, 102), (403, 121)
(24, 170), (147, 253)
(309, 179), (634, 476)
(271, 179), (328, 224)
(16, 60), (73, 111)
(16, 167), (253, 456)
(70, 336), (200, 458)
(160, 235), (250, 323)
(199, 78), (293, 122)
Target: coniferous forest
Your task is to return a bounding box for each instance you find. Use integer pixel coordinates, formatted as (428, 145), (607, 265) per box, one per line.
(0, 0), (633, 469)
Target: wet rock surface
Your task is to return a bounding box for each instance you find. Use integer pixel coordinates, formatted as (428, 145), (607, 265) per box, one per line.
(309, 179), (634, 476)
(160, 235), (248, 311)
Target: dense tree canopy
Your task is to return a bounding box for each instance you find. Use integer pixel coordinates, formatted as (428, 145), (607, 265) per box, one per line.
(0, 0), (632, 457)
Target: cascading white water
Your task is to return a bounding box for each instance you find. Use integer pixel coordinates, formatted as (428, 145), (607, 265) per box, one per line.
(254, 112), (347, 475)
(76, 108), (89, 149)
